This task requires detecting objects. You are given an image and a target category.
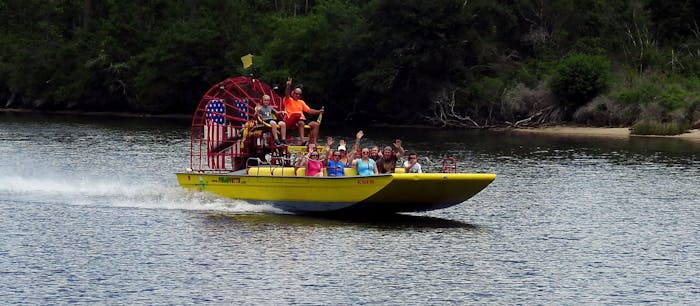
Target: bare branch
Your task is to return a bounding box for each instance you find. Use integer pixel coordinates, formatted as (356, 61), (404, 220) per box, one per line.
(423, 86), (485, 128)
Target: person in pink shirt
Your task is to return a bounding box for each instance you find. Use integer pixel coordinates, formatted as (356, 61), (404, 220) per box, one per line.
(294, 150), (324, 177)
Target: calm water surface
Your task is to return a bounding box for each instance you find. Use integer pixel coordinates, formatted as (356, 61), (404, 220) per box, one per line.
(1, 113), (698, 304)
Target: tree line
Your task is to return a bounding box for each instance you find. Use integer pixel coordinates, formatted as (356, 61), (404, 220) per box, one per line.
(1, 0), (699, 129)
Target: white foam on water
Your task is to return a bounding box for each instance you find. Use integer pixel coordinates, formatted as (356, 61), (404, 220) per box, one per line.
(0, 173), (287, 214)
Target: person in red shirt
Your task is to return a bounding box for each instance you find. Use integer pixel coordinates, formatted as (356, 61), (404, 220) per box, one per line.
(283, 77), (324, 145)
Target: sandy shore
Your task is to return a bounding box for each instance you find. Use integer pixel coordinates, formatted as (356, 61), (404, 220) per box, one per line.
(512, 126), (700, 142)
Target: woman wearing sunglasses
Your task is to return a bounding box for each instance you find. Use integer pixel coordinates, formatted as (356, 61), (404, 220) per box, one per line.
(294, 150), (325, 177)
(351, 148), (378, 176)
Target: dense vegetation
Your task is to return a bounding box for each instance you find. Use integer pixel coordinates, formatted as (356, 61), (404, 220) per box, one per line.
(2, 0), (699, 130)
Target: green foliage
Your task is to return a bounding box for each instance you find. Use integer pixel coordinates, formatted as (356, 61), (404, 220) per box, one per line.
(0, 0), (699, 128)
(684, 56), (700, 77)
(609, 72), (700, 125)
(508, 59), (557, 88)
(261, 0), (365, 109)
(612, 73), (700, 107)
(550, 53), (611, 108)
(468, 77), (505, 105)
(631, 119), (689, 135)
(352, 0), (472, 121)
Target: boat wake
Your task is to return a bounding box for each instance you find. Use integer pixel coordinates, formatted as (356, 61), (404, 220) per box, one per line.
(0, 174), (284, 214)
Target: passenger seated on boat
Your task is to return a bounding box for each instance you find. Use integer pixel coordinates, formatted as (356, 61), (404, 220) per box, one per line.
(284, 77), (324, 145)
(403, 151), (422, 173)
(321, 131), (360, 171)
(376, 139), (405, 174)
(369, 146), (381, 161)
(336, 144), (349, 166)
(255, 94), (287, 146)
(326, 149), (345, 176)
(294, 151), (324, 177)
(352, 148), (378, 176)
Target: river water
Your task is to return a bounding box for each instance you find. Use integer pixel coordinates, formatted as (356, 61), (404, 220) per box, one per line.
(1, 113), (698, 305)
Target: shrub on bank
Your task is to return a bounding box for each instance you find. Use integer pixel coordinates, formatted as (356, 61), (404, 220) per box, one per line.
(550, 53), (611, 110)
(609, 72), (700, 127)
(572, 96), (636, 126)
(630, 119), (689, 135)
(501, 82), (557, 121)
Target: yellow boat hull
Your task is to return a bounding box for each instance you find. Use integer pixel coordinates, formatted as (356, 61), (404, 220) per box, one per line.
(175, 169), (495, 213)
(353, 173), (497, 213)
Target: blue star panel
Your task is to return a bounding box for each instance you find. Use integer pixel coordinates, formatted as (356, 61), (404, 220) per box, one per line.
(206, 100), (225, 124)
(235, 98), (249, 120)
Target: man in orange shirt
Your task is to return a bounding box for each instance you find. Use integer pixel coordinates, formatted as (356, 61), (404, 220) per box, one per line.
(283, 77), (324, 145)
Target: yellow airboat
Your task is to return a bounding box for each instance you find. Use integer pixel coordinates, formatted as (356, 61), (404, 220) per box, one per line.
(176, 76), (495, 214)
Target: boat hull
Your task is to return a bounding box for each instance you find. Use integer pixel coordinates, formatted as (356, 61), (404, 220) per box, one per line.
(176, 172), (495, 213)
(349, 173), (497, 213)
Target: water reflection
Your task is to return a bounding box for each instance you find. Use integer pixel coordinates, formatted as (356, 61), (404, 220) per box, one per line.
(201, 212), (478, 230)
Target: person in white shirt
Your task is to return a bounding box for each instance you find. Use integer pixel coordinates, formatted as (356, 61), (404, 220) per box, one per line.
(403, 151), (422, 173)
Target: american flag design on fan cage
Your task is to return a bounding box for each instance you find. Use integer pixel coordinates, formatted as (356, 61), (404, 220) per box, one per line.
(205, 99), (227, 169)
(188, 76), (283, 172)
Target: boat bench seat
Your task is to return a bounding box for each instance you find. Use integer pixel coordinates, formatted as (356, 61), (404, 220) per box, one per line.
(247, 166), (405, 176)
(247, 166), (359, 176)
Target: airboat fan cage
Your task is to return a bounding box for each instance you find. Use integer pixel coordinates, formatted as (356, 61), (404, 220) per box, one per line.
(188, 76), (283, 172)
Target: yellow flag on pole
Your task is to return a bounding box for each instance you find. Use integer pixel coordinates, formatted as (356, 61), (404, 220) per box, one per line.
(241, 54), (253, 69)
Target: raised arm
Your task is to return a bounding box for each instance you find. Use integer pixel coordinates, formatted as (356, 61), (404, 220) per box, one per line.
(294, 152), (307, 167)
(393, 139), (405, 158)
(293, 151), (308, 176)
(253, 105), (263, 122)
(347, 130), (363, 160)
(284, 77), (292, 98)
(325, 136), (334, 159)
(404, 158), (416, 173)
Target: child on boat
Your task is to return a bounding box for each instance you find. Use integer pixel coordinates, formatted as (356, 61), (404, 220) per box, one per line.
(254, 94), (287, 145)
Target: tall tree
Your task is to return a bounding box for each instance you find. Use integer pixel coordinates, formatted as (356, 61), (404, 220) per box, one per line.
(353, 0), (472, 122)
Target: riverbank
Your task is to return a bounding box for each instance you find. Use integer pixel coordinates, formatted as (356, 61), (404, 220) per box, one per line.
(511, 126), (700, 142)
(4, 108), (700, 142)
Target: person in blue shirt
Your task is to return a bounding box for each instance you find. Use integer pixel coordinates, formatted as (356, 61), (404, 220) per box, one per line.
(326, 150), (345, 176)
(352, 148), (378, 176)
